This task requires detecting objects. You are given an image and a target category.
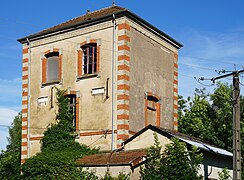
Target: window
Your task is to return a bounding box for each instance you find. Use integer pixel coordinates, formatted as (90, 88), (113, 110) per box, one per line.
(42, 50), (62, 85)
(145, 93), (161, 127)
(77, 42), (99, 77)
(82, 43), (97, 74)
(64, 91), (80, 132)
(46, 52), (59, 82)
(66, 94), (77, 127)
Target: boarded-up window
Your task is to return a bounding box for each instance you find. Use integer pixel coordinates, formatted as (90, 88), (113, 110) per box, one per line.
(46, 52), (59, 82)
(145, 94), (160, 127)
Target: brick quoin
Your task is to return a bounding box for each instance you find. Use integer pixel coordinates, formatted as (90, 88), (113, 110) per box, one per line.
(22, 108), (28, 114)
(118, 55), (130, 61)
(22, 117), (27, 122)
(117, 94), (130, 100)
(118, 23), (130, 31)
(22, 75), (28, 80)
(118, 45), (130, 51)
(21, 142), (27, 146)
(22, 58), (28, 63)
(117, 104), (129, 110)
(173, 113), (178, 118)
(118, 35), (130, 42)
(118, 64), (130, 71)
(117, 124), (129, 130)
(117, 114), (129, 120)
(21, 150), (27, 155)
(117, 84), (130, 91)
(22, 91), (28, 96)
(174, 63), (178, 68)
(22, 126), (28, 130)
(22, 134), (27, 139)
(173, 96), (178, 101)
(174, 53), (178, 59)
(22, 48), (28, 54)
(22, 84), (28, 88)
(173, 88), (178, 93)
(173, 121), (178, 126)
(118, 74), (130, 81)
(174, 71), (178, 77)
(117, 134), (129, 140)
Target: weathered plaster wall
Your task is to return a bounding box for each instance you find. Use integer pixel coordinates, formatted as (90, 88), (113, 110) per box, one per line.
(129, 27), (176, 132)
(27, 22), (115, 156)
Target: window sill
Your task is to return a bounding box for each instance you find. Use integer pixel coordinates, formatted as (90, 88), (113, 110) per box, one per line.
(77, 73), (100, 81)
(42, 80), (61, 87)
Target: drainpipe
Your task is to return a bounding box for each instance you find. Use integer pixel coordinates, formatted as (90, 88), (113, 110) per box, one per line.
(111, 14), (116, 150)
(26, 38), (31, 158)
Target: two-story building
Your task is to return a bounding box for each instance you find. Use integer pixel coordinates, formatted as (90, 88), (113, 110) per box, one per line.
(18, 5), (182, 164)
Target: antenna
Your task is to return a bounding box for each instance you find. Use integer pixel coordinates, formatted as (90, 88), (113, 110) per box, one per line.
(112, 0), (116, 6)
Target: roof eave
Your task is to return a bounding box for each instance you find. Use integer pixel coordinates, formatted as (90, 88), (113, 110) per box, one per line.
(17, 10), (125, 44)
(17, 9), (183, 49)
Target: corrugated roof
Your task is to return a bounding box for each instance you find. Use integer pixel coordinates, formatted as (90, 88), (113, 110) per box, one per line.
(123, 125), (233, 157)
(178, 137), (233, 157)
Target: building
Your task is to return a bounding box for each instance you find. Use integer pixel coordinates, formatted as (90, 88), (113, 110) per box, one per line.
(77, 125), (233, 180)
(18, 5), (182, 164)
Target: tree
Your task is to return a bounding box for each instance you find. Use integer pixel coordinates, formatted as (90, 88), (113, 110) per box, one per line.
(218, 167), (231, 180)
(178, 82), (244, 178)
(179, 82), (244, 151)
(140, 133), (203, 180)
(0, 113), (22, 180)
(21, 89), (98, 179)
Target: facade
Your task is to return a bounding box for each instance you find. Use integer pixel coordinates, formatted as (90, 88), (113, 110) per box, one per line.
(18, 6), (182, 164)
(78, 125), (233, 180)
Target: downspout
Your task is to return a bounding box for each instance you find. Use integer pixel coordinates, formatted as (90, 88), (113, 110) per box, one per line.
(111, 14), (116, 151)
(26, 38), (31, 158)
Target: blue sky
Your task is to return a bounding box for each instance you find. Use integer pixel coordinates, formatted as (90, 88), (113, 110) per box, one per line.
(0, 0), (244, 150)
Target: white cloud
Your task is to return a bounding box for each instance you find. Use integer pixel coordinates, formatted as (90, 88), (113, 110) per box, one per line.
(0, 108), (19, 126)
(0, 128), (8, 151)
(0, 78), (21, 105)
(178, 28), (244, 98)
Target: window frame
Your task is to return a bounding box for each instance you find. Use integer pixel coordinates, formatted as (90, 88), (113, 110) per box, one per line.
(65, 90), (80, 132)
(42, 49), (62, 86)
(144, 92), (161, 127)
(77, 40), (100, 79)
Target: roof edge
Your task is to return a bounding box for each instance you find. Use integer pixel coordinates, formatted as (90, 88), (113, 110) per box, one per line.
(17, 8), (183, 49)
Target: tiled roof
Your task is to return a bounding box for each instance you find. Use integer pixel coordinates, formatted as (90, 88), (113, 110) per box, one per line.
(76, 149), (147, 166)
(37, 6), (126, 37)
(18, 6), (127, 42)
(17, 6), (183, 48)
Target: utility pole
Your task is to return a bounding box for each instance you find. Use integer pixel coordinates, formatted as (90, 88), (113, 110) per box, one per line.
(210, 69), (244, 180)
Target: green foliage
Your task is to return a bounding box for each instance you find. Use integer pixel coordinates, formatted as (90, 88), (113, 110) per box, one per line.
(101, 171), (130, 180)
(218, 167), (231, 180)
(21, 89), (98, 179)
(0, 113), (22, 180)
(179, 82), (244, 178)
(178, 82), (242, 151)
(7, 112), (22, 152)
(140, 133), (202, 180)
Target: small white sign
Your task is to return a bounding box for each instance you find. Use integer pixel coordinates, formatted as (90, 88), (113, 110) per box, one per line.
(91, 87), (105, 95)
(37, 96), (48, 105)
